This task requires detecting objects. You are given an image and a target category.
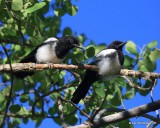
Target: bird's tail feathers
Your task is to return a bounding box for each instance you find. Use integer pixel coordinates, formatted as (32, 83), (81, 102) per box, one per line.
(14, 71), (34, 79)
(71, 81), (92, 104)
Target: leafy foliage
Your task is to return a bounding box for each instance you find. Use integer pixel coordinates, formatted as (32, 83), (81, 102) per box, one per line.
(0, 0), (160, 128)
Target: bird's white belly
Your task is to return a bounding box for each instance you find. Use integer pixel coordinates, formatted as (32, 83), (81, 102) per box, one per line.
(97, 57), (121, 80)
(35, 44), (63, 63)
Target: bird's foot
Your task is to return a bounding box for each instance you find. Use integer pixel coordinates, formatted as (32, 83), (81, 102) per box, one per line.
(47, 63), (53, 69)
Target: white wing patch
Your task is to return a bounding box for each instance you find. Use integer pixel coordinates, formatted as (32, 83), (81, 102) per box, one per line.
(44, 37), (58, 43)
(96, 49), (116, 57)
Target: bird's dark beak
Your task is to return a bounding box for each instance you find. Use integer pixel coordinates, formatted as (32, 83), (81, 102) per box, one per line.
(73, 44), (86, 50)
(118, 42), (127, 48)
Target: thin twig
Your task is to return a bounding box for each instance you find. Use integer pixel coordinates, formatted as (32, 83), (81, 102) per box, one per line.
(67, 70), (82, 84)
(122, 75), (152, 90)
(32, 84), (75, 115)
(0, 44), (14, 127)
(150, 79), (159, 120)
(90, 89), (108, 122)
(0, 111), (75, 119)
(58, 97), (67, 128)
(147, 121), (156, 128)
(60, 97), (90, 120)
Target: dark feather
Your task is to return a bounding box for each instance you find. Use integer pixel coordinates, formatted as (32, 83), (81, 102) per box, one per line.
(71, 70), (99, 104)
(14, 44), (45, 79)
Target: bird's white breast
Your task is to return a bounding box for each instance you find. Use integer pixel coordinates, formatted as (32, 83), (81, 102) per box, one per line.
(97, 49), (121, 80)
(35, 42), (63, 63)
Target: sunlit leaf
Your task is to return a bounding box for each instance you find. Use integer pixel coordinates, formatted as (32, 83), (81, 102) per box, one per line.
(123, 90), (134, 99)
(126, 41), (138, 55)
(12, 0), (23, 11)
(148, 41), (158, 48)
(54, 8), (65, 16)
(25, 2), (46, 14)
(95, 86), (105, 98)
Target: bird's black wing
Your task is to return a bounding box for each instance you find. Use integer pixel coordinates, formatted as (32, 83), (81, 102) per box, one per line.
(14, 43), (46, 78)
(116, 50), (124, 65)
(20, 43), (47, 63)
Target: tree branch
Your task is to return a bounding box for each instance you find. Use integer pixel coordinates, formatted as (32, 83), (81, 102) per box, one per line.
(0, 63), (160, 79)
(94, 108), (160, 123)
(94, 99), (160, 127)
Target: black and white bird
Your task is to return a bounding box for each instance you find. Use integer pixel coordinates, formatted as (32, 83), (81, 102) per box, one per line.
(14, 36), (84, 79)
(71, 41), (126, 104)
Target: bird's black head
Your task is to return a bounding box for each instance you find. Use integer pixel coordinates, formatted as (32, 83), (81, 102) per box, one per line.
(108, 41), (126, 51)
(63, 36), (84, 50)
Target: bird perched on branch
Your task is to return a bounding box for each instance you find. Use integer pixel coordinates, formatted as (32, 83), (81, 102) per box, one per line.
(14, 36), (84, 79)
(71, 41), (126, 104)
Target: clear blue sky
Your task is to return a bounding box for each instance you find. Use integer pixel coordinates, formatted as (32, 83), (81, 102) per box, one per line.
(21, 0), (160, 127)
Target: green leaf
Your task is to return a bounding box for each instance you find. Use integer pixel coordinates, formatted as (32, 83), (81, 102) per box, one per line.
(65, 115), (78, 125)
(63, 27), (72, 36)
(95, 86), (105, 98)
(25, 2), (46, 14)
(110, 90), (121, 106)
(66, 2), (78, 16)
(77, 34), (86, 44)
(124, 55), (134, 68)
(144, 56), (155, 71)
(0, 0), (5, 11)
(139, 80), (152, 96)
(148, 41), (158, 48)
(123, 90), (134, 99)
(119, 120), (133, 128)
(70, 5), (78, 16)
(12, 0), (23, 11)
(85, 45), (95, 58)
(126, 41), (138, 55)
(150, 48), (160, 62)
(0, 93), (5, 104)
(13, 80), (23, 91)
(20, 95), (29, 103)
(23, 118), (29, 124)
(36, 118), (43, 127)
(54, 8), (65, 16)
(9, 104), (21, 113)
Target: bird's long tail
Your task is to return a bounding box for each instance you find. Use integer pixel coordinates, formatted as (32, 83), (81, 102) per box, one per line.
(71, 70), (98, 104)
(71, 81), (92, 104)
(14, 71), (34, 79)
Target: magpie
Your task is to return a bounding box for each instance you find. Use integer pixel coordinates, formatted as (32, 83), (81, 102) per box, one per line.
(71, 41), (126, 104)
(14, 36), (84, 79)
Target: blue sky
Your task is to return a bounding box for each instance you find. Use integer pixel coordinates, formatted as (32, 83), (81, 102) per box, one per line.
(20, 0), (160, 127)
